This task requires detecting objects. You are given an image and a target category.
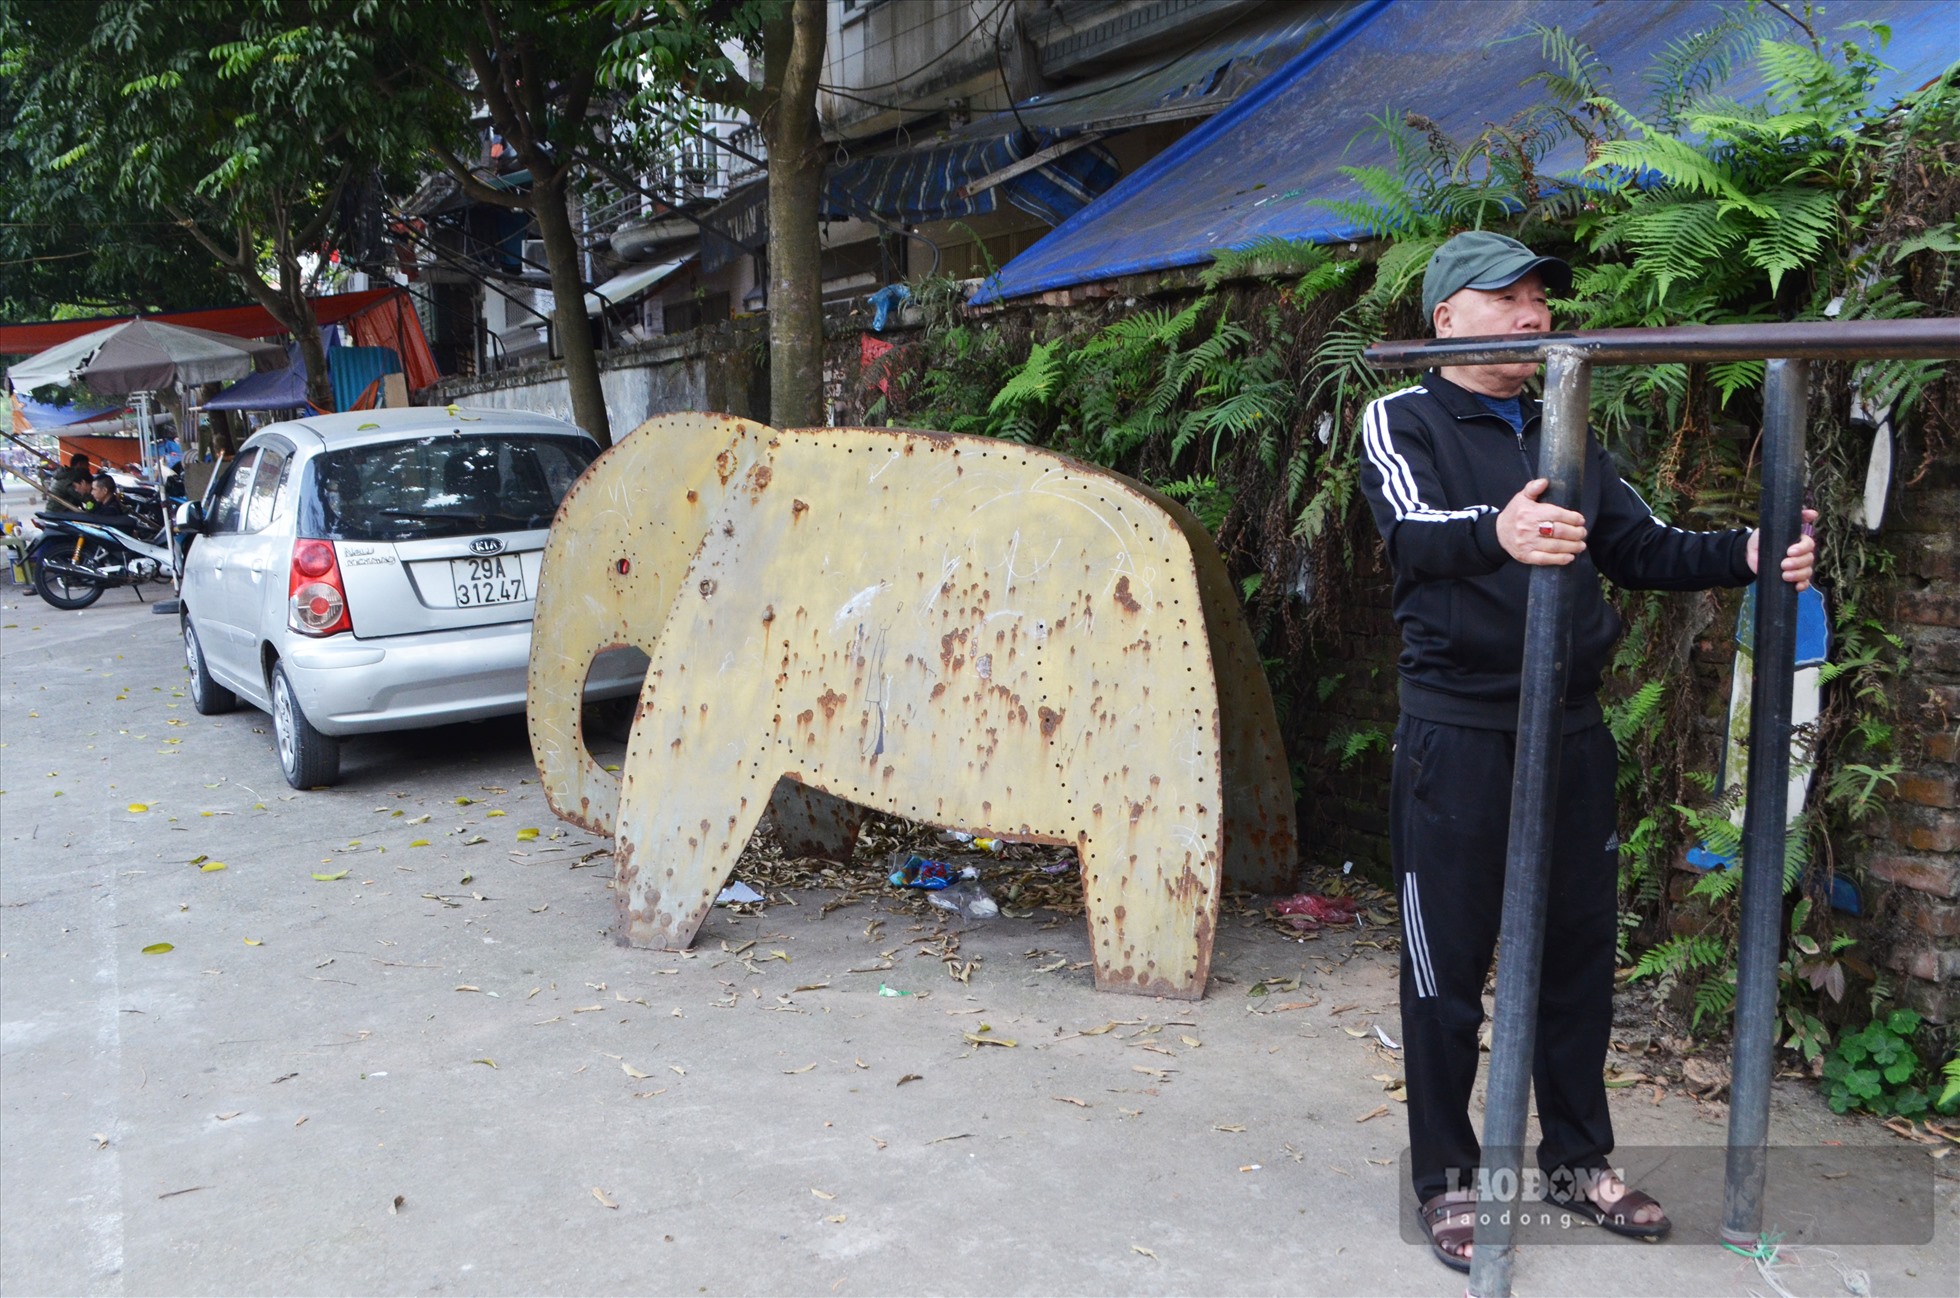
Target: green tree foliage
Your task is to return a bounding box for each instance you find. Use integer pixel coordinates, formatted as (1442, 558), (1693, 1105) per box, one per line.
(0, 61), (233, 322)
(0, 0), (438, 408)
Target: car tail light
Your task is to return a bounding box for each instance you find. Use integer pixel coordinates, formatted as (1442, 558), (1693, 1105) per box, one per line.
(288, 539), (352, 636)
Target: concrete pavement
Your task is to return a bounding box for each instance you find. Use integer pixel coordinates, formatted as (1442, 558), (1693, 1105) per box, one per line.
(1, 523), (1952, 1296)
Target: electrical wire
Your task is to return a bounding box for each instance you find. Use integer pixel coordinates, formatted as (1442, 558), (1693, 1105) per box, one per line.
(822, 3), (1275, 120)
(820, 0), (1012, 93)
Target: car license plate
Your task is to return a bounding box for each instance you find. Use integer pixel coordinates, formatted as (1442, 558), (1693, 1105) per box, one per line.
(451, 555), (527, 606)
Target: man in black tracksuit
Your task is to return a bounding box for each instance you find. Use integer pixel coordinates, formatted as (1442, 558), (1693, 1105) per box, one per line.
(1360, 232), (1817, 1271)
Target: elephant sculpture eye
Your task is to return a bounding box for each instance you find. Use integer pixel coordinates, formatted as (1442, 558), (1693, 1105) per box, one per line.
(616, 558), (631, 575)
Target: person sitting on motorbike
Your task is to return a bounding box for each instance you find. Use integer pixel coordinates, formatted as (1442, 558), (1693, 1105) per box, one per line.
(47, 454), (92, 510)
(83, 473), (129, 517)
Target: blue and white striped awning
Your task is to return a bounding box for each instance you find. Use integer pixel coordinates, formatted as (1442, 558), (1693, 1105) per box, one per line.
(823, 128), (1119, 229)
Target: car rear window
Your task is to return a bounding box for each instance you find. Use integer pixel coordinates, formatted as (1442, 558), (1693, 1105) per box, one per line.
(299, 433), (597, 541)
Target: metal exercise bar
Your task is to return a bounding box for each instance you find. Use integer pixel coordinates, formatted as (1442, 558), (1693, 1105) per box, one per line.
(1723, 359), (1809, 1243)
(1363, 316), (1959, 368)
(1467, 348), (1591, 1298)
(1366, 317), (1958, 1298)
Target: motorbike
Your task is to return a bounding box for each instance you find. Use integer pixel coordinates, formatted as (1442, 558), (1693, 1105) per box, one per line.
(27, 485), (184, 609)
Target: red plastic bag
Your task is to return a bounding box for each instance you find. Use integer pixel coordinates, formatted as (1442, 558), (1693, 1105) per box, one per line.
(1273, 893), (1360, 925)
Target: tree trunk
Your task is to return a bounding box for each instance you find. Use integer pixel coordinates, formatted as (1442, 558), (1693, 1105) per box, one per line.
(535, 180), (613, 447)
(761, 0), (828, 429)
(286, 292), (332, 411)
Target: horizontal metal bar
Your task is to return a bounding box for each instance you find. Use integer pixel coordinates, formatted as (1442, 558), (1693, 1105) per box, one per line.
(1364, 318), (1960, 369)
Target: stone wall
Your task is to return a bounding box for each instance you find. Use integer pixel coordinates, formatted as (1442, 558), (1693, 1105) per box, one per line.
(434, 317), (769, 432)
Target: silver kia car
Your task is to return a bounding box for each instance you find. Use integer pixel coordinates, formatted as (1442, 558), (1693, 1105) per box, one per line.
(177, 407), (643, 788)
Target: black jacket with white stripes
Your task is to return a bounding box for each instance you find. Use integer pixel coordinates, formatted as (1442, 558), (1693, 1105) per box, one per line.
(1359, 370), (1756, 731)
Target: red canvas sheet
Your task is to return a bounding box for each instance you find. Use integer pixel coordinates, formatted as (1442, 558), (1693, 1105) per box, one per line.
(1, 289), (440, 390)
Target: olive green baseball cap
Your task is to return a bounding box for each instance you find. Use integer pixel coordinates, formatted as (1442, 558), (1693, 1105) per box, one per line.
(1421, 231), (1571, 323)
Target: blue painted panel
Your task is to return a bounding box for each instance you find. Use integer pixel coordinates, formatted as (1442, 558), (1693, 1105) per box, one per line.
(328, 345), (401, 414)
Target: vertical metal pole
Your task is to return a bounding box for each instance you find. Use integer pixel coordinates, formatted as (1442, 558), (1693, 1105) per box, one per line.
(1722, 358), (1808, 1244)
(1469, 347), (1591, 1298)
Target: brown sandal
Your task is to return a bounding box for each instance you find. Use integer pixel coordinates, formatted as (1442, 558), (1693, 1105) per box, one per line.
(1420, 1189), (1478, 1272)
(1545, 1184), (1671, 1240)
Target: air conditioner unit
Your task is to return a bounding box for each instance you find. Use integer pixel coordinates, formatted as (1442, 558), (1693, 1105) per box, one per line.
(522, 239), (548, 271)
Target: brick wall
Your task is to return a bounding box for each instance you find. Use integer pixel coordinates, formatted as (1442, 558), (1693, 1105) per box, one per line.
(1864, 460), (1960, 1023)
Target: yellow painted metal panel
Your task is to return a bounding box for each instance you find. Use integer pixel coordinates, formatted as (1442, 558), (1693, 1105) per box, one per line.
(529, 415), (1299, 997)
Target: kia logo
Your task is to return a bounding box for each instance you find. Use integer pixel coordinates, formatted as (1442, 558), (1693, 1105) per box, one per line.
(469, 537), (505, 556)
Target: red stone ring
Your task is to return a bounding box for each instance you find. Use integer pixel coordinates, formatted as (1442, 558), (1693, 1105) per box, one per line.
(1538, 522), (1556, 538)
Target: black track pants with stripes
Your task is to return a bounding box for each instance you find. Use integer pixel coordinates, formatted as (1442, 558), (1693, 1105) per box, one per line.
(1391, 714), (1620, 1203)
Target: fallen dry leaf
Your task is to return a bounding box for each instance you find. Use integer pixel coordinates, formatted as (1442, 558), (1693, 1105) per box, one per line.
(963, 1032), (1018, 1048)
(1131, 1245), (1158, 1260)
(897, 1074), (923, 1086)
(390, 1194), (404, 1215)
(785, 1062), (818, 1074)
(215, 1111), (241, 1121)
(825, 1214), (846, 1224)
(1355, 1105), (1389, 1123)
(811, 1188), (835, 1201)
(1213, 1123), (1247, 1133)
(1052, 1096), (1089, 1108)
(623, 1063), (652, 1080)
(592, 1188), (618, 1209)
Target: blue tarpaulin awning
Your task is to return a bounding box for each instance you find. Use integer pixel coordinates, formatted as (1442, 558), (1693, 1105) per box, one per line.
(972, 0), (1959, 304)
(823, 128), (1121, 228)
(204, 327), (341, 412)
(15, 393), (124, 428)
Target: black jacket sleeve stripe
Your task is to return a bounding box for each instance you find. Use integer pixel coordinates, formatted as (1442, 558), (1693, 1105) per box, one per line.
(1364, 386), (1490, 522)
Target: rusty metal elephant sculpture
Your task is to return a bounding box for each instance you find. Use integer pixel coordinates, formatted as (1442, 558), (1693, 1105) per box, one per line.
(527, 413), (1295, 998)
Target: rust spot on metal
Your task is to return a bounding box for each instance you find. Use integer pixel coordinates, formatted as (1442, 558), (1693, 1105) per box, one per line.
(715, 449), (735, 484)
(796, 708), (814, 728)
(761, 604), (775, 623)
(747, 463), (773, 496)
(686, 489), (698, 503)
(792, 498), (808, 517)
(816, 689), (847, 720)
(699, 579), (717, 598)
(1038, 706), (1064, 738)
(1114, 576), (1141, 613)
